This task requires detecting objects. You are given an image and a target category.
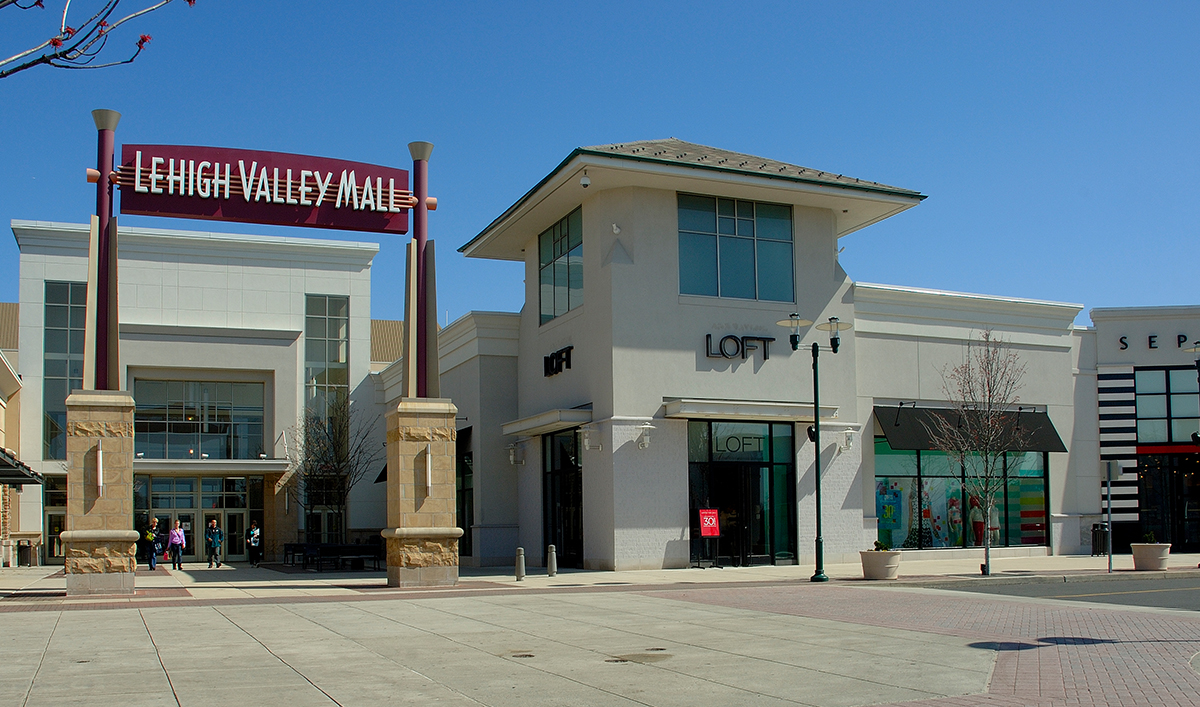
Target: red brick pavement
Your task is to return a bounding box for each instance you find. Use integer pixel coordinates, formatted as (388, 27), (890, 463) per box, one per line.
(650, 584), (1200, 707)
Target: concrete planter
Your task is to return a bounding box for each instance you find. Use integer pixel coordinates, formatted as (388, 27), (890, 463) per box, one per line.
(1130, 543), (1171, 571)
(860, 550), (902, 580)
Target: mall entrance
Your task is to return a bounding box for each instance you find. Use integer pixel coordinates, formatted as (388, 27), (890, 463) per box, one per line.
(543, 429), (583, 569)
(136, 474), (263, 564)
(688, 421), (796, 566)
(1139, 452), (1200, 552)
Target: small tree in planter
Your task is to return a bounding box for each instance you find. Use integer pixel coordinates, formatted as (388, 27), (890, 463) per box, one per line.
(1130, 531), (1171, 571)
(924, 330), (1033, 576)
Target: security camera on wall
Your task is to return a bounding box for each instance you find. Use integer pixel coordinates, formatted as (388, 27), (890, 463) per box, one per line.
(580, 171), (590, 188)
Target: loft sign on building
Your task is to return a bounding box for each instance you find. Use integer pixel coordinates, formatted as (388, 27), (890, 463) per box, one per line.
(7, 121), (1199, 584)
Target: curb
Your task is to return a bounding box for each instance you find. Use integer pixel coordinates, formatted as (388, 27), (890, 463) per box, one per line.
(897, 567), (1200, 588)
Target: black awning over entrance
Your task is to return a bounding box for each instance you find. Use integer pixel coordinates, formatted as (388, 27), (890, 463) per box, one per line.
(873, 406), (1067, 453)
(0, 447), (42, 486)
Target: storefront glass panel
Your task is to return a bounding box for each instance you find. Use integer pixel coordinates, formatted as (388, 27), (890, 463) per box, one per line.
(874, 438), (1049, 550)
(689, 421), (795, 566)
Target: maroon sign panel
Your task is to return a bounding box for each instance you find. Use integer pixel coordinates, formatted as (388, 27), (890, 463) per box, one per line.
(118, 145), (411, 234)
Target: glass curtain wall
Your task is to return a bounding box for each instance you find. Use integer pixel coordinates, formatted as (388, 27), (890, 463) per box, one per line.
(133, 380), (265, 459)
(677, 194), (794, 302)
(538, 207), (583, 324)
(42, 281), (87, 460)
(874, 437), (1048, 550)
(305, 294), (350, 419)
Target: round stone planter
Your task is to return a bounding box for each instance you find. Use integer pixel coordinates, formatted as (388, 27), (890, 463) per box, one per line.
(860, 550), (902, 580)
(1130, 543), (1171, 571)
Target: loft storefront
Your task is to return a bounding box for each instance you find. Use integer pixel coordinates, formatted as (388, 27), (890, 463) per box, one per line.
(452, 138), (1103, 571)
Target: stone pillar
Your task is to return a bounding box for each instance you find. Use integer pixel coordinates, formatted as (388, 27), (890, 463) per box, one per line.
(60, 391), (138, 596)
(381, 398), (462, 587)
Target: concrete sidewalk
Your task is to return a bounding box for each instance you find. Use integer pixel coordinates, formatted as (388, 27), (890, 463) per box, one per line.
(1, 550), (1197, 610)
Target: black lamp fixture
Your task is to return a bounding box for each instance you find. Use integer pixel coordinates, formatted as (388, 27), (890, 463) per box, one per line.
(777, 313), (853, 582)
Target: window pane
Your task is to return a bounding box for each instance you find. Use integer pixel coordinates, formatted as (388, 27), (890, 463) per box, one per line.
(756, 241), (794, 302)
(68, 330), (85, 354)
(69, 282), (88, 305)
(328, 297), (348, 318)
(718, 236), (755, 299)
(538, 230), (553, 267)
(1006, 476), (1046, 546)
(1172, 394), (1200, 418)
(567, 208), (582, 250)
(718, 217), (736, 236)
(1135, 369), (1166, 394)
(44, 329), (67, 354)
(710, 422), (769, 462)
(1171, 418), (1199, 443)
(736, 200), (753, 219)
(922, 451), (959, 476)
(922, 476), (964, 548)
(717, 198), (735, 218)
(232, 383), (263, 408)
(1138, 419), (1168, 443)
(45, 305), (69, 328)
(306, 317), (325, 339)
(567, 245), (583, 311)
(45, 282), (71, 304)
(1136, 395), (1167, 418)
(1170, 368), (1199, 394)
(874, 438), (918, 476)
(44, 358), (67, 378)
(306, 296), (326, 316)
(553, 257), (568, 318)
(770, 423), (793, 462)
(136, 380), (167, 406)
(876, 476), (917, 549)
(69, 306), (86, 329)
(539, 265), (554, 324)
(755, 203), (792, 241)
(678, 233), (718, 296)
(1010, 451), (1045, 477)
(687, 421), (709, 463)
(736, 218), (754, 237)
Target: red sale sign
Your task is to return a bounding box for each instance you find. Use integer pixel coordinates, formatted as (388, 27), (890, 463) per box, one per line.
(699, 509), (720, 537)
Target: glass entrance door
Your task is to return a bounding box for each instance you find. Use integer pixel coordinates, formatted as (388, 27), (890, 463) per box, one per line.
(201, 511), (247, 562)
(1140, 453), (1200, 551)
(544, 429), (583, 569)
(690, 462), (796, 567)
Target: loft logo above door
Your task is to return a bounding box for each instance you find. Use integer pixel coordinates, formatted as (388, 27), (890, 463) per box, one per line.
(705, 334), (775, 361)
(544, 346), (573, 377)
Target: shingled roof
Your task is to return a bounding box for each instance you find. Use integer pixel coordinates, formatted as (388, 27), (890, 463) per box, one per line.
(578, 138), (922, 198)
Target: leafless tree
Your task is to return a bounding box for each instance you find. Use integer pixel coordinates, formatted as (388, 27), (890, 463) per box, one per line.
(284, 395), (384, 544)
(923, 329), (1032, 575)
(1, 0), (195, 79)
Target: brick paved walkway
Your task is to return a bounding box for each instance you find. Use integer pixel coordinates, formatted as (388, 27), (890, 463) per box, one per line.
(653, 584), (1200, 706)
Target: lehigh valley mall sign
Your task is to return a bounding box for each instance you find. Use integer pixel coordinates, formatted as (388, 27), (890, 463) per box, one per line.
(117, 145), (414, 234)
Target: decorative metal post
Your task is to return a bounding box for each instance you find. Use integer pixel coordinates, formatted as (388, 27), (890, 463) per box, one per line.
(92, 109), (120, 390)
(408, 141), (433, 397)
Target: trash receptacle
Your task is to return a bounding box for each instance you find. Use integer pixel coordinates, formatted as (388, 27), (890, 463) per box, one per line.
(1091, 523), (1109, 556)
(16, 540), (31, 567)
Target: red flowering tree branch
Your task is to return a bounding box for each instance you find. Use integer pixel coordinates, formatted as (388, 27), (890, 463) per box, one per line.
(0, 0), (195, 79)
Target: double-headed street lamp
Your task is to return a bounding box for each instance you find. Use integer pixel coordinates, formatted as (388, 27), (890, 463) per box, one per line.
(777, 313), (853, 582)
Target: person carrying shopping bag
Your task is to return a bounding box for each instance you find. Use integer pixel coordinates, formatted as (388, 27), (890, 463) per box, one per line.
(168, 519), (186, 570)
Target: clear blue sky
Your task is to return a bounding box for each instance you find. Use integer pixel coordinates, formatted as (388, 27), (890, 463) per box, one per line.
(2, 1), (1197, 326)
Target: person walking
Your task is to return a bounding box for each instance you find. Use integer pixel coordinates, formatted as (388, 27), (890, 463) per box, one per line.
(205, 518), (224, 568)
(168, 519), (186, 570)
(143, 517), (164, 571)
(247, 519), (262, 568)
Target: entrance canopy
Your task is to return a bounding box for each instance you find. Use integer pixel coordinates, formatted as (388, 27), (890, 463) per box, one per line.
(873, 405), (1066, 452)
(0, 448), (42, 486)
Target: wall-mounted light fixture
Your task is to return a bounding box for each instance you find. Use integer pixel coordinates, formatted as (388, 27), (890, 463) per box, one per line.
(507, 443), (525, 466)
(200, 453), (210, 460)
(259, 453), (267, 460)
(839, 429), (854, 452)
(637, 422), (656, 450)
(135, 451), (145, 459)
(581, 425), (602, 451)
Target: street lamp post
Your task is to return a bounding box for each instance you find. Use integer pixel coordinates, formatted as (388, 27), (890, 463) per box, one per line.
(777, 314), (853, 582)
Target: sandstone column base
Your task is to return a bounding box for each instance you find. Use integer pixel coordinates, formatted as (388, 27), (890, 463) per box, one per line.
(381, 527), (464, 587)
(61, 529), (139, 596)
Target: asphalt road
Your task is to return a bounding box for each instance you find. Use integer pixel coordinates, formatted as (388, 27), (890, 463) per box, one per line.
(949, 576), (1200, 611)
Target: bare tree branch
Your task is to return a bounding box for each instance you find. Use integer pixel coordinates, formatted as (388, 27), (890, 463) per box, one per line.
(1, 0), (193, 79)
(283, 395), (385, 544)
(922, 329), (1033, 574)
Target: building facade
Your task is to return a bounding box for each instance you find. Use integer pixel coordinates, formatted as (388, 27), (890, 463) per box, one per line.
(9, 139), (1198, 571)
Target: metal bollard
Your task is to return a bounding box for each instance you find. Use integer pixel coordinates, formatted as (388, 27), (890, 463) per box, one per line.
(515, 547), (526, 581)
(547, 544), (557, 577)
